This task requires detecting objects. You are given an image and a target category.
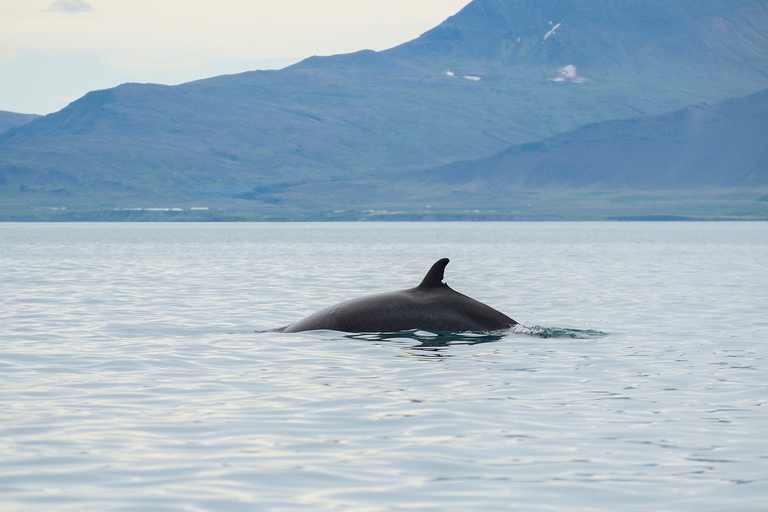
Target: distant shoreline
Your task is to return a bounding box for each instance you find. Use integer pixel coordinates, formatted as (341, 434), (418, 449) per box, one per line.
(2, 211), (767, 223)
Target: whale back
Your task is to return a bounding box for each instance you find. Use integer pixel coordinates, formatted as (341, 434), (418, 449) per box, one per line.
(283, 259), (516, 333)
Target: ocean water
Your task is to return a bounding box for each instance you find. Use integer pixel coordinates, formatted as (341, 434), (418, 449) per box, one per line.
(1, 222), (766, 511)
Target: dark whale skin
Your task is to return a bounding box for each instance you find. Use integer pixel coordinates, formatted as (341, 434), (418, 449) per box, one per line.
(283, 258), (517, 334)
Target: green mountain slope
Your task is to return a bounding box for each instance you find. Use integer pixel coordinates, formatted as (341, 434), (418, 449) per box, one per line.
(2, 0), (768, 209)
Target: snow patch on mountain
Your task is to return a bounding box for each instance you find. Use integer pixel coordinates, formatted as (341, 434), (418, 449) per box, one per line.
(550, 65), (587, 83)
(544, 22), (562, 41)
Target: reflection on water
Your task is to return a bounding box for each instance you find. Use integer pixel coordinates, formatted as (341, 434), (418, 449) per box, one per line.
(346, 329), (507, 349)
(316, 326), (608, 351)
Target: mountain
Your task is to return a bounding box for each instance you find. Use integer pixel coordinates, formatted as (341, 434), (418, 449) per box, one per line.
(0, 111), (41, 134)
(2, 0), (768, 212)
(416, 88), (768, 190)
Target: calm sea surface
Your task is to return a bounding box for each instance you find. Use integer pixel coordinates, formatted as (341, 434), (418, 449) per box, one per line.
(1, 222), (766, 511)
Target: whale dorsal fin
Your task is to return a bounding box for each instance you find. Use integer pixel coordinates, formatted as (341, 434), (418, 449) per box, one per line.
(417, 258), (450, 289)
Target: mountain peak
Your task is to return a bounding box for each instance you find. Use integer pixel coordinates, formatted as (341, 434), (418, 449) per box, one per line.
(386, 0), (768, 75)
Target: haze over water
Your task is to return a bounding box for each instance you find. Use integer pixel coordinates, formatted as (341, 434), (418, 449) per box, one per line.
(1, 222), (766, 511)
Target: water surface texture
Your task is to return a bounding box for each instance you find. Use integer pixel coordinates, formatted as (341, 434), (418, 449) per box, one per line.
(1, 222), (766, 511)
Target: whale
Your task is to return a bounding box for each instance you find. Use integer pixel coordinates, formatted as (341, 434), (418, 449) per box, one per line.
(283, 258), (517, 334)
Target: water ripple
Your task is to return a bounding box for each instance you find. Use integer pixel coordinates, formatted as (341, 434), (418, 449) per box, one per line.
(1, 222), (767, 511)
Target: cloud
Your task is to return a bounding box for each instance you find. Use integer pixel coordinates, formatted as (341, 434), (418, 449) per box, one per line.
(0, 43), (15, 64)
(47, 0), (94, 13)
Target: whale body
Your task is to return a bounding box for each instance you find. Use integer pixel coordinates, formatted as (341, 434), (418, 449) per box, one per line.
(283, 258), (517, 334)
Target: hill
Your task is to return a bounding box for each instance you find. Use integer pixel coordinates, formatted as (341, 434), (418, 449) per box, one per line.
(1, 0), (768, 216)
(417, 88), (768, 191)
(0, 111), (40, 134)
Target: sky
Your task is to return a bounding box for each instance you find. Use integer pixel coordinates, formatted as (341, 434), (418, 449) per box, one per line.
(0, 0), (469, 115)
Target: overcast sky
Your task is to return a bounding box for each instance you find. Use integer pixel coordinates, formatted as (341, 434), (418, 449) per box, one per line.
(1, 0), (469, 115)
